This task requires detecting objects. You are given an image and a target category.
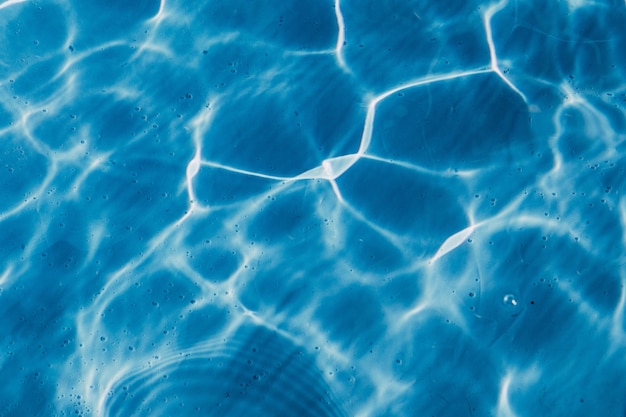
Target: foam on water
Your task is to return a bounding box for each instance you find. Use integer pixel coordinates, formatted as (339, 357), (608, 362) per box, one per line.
(1, 0), (626, 416)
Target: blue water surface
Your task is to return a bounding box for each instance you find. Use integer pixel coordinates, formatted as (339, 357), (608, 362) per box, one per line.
(1, 0), (626, 416)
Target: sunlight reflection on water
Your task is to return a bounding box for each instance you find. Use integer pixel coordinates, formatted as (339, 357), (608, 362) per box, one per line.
(1, 0), (625, 416)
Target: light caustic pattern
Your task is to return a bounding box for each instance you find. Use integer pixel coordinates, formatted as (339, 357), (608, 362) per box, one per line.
(1, 0), (626, 416)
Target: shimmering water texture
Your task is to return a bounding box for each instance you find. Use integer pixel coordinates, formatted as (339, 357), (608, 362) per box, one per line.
(1, 0), (626, 416)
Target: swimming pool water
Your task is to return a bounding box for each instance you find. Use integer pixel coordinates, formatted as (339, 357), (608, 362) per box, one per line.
(1, 0), (626, 416)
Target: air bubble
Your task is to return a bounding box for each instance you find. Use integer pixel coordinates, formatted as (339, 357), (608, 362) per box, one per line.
(503, 294), (517, 306)
(502, 294), (520, 312)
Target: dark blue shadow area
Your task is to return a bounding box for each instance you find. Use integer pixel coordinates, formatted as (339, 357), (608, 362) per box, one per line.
(104, 326), (346, 417)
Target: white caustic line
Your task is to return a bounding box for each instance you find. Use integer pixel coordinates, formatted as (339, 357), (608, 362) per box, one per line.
(333, 0), (349, 72)
(482, 0), (528, 104)
(185, 153), (201, 203)
(0, 0), (28, 10)
(431, 225), (477, 263)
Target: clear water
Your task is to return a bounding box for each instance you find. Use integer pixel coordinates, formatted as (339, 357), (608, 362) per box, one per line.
(1, 0), (626, 416)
